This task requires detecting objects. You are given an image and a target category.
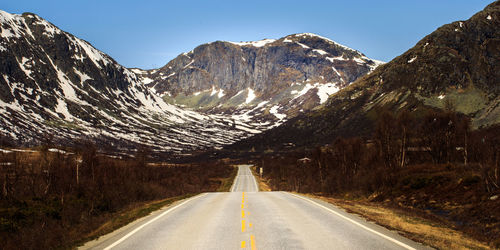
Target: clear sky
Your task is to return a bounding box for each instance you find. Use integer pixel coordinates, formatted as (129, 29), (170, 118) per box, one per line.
(2, 0), (494, 69)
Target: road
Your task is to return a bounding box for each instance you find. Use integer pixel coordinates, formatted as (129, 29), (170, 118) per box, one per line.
(82, 165), (429, 250)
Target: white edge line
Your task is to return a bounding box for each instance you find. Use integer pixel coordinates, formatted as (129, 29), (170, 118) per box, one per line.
(286, 192), (416, 250)
(231, 170), (239, 192)
(103, 193), (208, 250)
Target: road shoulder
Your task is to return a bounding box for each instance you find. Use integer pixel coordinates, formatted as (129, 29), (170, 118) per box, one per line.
(302, 193), (491, 249)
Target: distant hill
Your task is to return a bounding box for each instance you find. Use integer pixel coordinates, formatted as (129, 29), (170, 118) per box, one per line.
(229, 1), (500, 151)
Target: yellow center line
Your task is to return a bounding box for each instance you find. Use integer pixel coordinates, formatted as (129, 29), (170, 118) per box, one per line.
(250, 235), (257, 250)
(249, 223), (252, 228)
(242, 220), (246, 232)
(241, 241), (246, 248)
(242, 210), (245, 218)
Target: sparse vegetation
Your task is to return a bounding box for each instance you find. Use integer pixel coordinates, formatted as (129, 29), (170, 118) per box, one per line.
(313, 195), (491, 249)
(0, 141), (233, 249)
(256, 108), (500, 248)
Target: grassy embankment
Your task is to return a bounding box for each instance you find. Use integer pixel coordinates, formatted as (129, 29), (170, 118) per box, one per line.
(0, 146), (236, 250)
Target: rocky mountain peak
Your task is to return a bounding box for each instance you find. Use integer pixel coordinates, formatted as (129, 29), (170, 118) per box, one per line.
(138, 33), (383, 126)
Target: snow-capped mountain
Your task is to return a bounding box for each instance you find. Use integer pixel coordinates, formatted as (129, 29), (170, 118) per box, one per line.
(0, 9), (383, 153)
(229, 1), (500, 152)
(0, 10), (275, 152)
(139, 33), (383, 125)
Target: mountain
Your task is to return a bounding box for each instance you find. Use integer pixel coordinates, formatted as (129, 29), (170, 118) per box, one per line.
(229, 1), (500, 151)
(138, 33), (382, 126)
(0, 10), (275, 153)
(0, 9), (382, 154)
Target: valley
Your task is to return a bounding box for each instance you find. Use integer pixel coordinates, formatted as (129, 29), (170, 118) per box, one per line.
(1, 1), (500, 249)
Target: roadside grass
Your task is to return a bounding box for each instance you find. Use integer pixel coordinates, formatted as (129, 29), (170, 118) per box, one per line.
(311, 195), (492, 250)
(75, 165), (237, 249)
(217, 165), (238, 192)
(78, 165), (238, 248)
(250, 166), (271, 191)
(77, 194), (196, 248)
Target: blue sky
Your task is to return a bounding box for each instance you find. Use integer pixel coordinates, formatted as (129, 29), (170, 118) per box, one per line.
(2, 0), (494, 69)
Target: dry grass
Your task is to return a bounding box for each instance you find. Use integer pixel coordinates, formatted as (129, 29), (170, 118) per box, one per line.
(312, 195), (492, 250)
(216, 165), (238, 192)
(250, 166), (271, 191)
(81, 194), (195, 246)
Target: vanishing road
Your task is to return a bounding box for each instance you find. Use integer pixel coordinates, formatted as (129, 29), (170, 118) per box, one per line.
(82, 165), (429, 250)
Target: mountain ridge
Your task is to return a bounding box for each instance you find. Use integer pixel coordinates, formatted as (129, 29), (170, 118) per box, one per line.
(228, 0), (500, 152)
(137, 32), (383, 132)
(0, 10), (382, 153)
(0, 10), (274, 152)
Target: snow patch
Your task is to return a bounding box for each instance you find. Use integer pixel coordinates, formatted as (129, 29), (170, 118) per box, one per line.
(210, 86), (218, 96)
(291, 82), (339, 104)
(269, 105), (286, 120)
(326, 56), (346, 62)
(408, 56), (417, 63)
(487, 15), (492, 20)
(294, 33), (357, 53)
(73, 67), (92, 83)
(245, 88), (256, 104)
(313, 49), (328, 55)
(184, 59), (194, 69)
(316, 83), (339, 104)
(218, 89), (225, 98)
(332, 67), (341, 77)
(48, 148), (72, 154)
(297, 42), (310, 49)
(54, 99), (73, 121)
(0, 149), (12, 153)
(141, 77), (153, 84)
(228, 39), (276, 47)
(56, 69), (78, 100)
(438, 95), (445, 99)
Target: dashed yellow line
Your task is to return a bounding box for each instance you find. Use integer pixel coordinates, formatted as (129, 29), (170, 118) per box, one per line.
(250, 235), (256, 250)
(240, 191), (256, 249)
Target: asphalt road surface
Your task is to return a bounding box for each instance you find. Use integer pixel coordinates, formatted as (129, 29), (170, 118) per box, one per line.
(82, 165), (429, 250)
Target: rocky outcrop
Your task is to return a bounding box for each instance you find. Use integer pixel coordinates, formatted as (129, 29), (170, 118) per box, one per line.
(140, 33), (382, 116)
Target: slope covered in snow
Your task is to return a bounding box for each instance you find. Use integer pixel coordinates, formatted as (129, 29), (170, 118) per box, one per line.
(0, 10), (274, 153)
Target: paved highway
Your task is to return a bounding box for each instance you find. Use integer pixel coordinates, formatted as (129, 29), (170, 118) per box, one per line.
(82, 165), (429, 250)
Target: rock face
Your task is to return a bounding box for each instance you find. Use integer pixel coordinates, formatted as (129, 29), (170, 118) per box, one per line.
(0, 10), (274, 152)
(230, 1), (500, 151)
(140, 33), (382, 120)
